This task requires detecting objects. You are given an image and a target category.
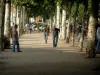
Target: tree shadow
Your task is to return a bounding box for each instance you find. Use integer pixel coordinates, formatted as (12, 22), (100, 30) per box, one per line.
(0, 57), (9, 75)
(2, 47), (100, 74)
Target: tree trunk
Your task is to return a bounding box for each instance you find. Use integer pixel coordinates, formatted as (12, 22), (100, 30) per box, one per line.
(66, 4), (71, 43)
(19, 6), (23, 36)
(61, 6), (67, 39)
(11, 4), (13, 24)
(15, 5), (17, 24)
(16, 6), (19, 25)
(4, 0), (11, 49)
(86, 0), (99, 58)
(50, 15), (53, 32)
(53, 14), (56, 26)
(56, 2), (60, 28)
(22, 6), (25, 35)
(79, 17), (85, 51)
(26, 11), (30, 24)
(79, 0), (88, 51)
(23, 7), (26, 33)
(72, 2), (79, 46)
(24, 10), (27, 24)
(0, 0), (6, 51)
(22, 6), (25, 34)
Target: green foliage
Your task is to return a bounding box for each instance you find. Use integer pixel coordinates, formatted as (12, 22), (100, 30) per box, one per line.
(77, 4), (84, 22)
(71, 2), (77, 17)
(87, 0), (91, 14)
(12, 0), (56, 18)
(12, 0), (90, 21)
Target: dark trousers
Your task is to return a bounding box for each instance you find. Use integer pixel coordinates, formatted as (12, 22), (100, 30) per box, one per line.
(12, 40), (20, 52)
(53, 35), (58, 47)
(96, 40), (100, 52)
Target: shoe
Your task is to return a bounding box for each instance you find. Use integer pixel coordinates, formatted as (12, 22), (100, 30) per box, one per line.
(45, 40), (47, 44)
(55, 44), (57, 47)
(53, 45), (57, 48)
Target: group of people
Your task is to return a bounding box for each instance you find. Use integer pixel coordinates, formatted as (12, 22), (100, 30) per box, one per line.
(10, 23), (100, 53)
(75, 23), (100, 53)
(43, 25), (60, 47)
(25, 23), (33, 34)
(43, 23), (100, 53)
(10, 24), (60, 52)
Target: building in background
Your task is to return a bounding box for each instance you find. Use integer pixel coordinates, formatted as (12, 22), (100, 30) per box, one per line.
(34, 16), (43, 23)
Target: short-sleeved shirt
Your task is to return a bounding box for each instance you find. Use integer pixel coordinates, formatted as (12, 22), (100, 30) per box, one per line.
(44, 27), (49, 33)
(12, 28), (18, 41)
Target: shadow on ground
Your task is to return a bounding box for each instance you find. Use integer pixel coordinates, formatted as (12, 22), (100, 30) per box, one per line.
(0, 47), (100, 75)
(0, 57), (9, 75)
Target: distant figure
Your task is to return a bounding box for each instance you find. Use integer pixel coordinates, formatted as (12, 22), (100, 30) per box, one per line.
(69, 23), (73, 36)
(28, 23), (33, 34)
(77, 23), (82, 42)
(11, 24), (22, 52)
(44, 25), (50, 43)
(95, 25), (100, 53)
(52, 26), (60, 47)
(25, 23), (29, 34)
(95, 23), (100, 46)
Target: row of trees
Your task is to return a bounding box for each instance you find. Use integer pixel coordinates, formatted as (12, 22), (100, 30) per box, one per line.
(0, 0), (11, 51)
(0, 0), (100, 58)
(0, 0), (29, 51)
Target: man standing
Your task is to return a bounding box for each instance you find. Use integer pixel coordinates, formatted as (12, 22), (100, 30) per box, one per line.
(52, 26), (60, 47)
(11, 24), (22, 52)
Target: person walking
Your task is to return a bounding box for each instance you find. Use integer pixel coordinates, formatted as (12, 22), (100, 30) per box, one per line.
(25, 23), (29, 34)
(44, 25), (50, 43)
(77, 23), (82, 42)
(52, 26), (60, 47)
(95, 25), (100, 53)
(11, 24), (22, 52)
(29, 23), (33, 34)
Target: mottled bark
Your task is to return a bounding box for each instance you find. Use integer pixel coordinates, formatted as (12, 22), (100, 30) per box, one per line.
(53, 14), (56, 26)
(4, 0), (11, 49)
(72, 2), (79, 46)
(79, 0), (88, 51)
(79, 17), (85, 51)
(56, 2), (60, 28)
(66, 3), (72, 43)
(86, 0), (99, 58)
(19, 6), (23, 36)
(61, 6), (67, 39)
(24, 8), (28, 24)
(50, 16), (53, 31)
(0, 0), (6, 51)
(22, 6), (25, 34)
(15, 5), (17, 24)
